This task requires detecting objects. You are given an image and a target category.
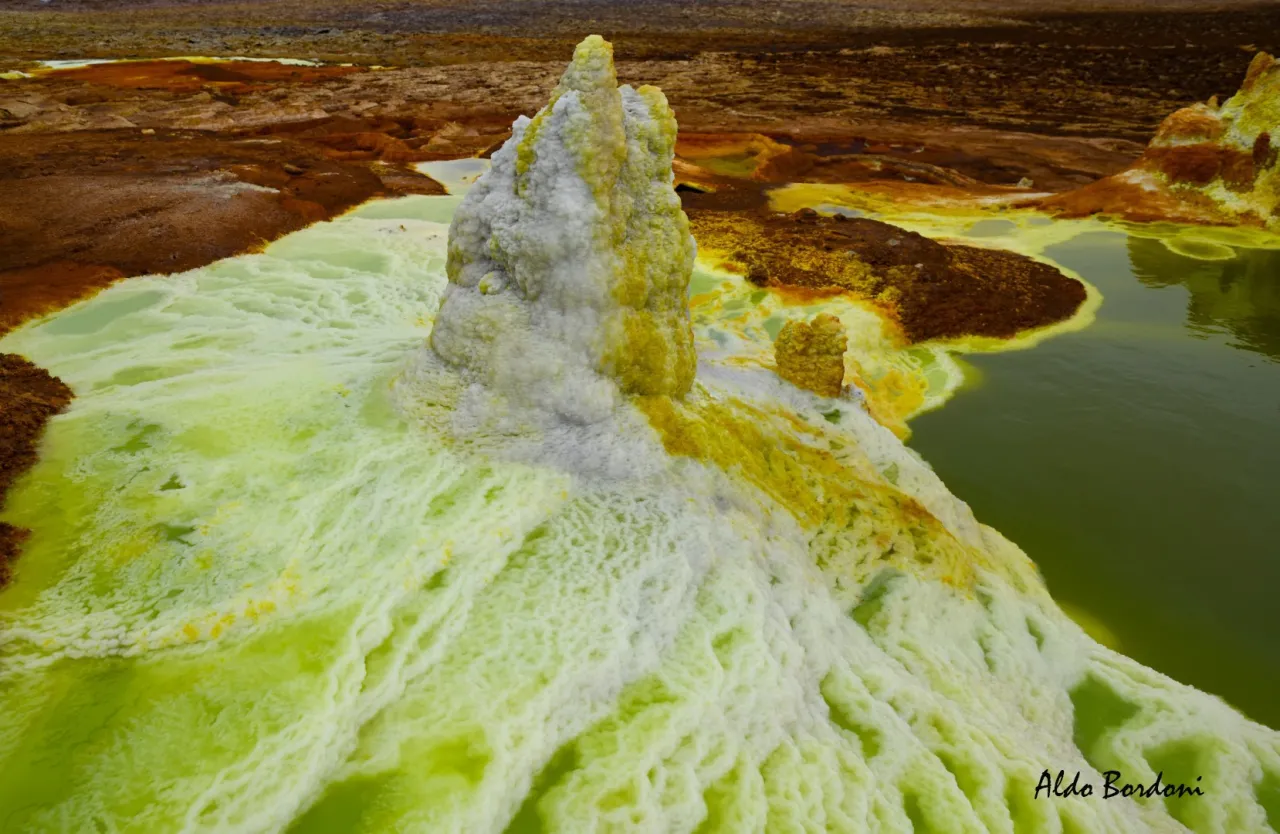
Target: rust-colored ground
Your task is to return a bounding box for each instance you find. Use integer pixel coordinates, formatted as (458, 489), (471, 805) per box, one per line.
(0, 262), (126, 336)
(43, 58), (366, 95)
(691, 208), (1087, 343)
(0, 54), (1136, 338)
(0, 127), (444, 335)
(1039, 169), (1239, 224)
(675, 128), (1138, 194)
(0, 355), (72, 588)
(1, 6), (1272, 308)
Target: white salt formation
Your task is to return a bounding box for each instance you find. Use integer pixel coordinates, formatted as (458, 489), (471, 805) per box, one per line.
(1, 38), (1280, 834)
(429, 35), (696, 426)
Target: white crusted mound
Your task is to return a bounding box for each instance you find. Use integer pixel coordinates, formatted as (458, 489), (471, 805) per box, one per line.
(429, 35), (696, 426)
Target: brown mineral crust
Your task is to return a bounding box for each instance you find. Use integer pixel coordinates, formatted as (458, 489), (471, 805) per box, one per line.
(1151, 107), (1225, 144)
(670, 129), (1136, 194)
(243, 112), (511, 163)
(0, 354), (73, 588)
(674, 134), (806, 180)
(1255, 132), (1277, 169)
(1039, 173), (1234, 225)
(691, 208), (1087, 343)
(675, 175), (772, 213)
(774, 314), (848, 398)
(1221, 152), (1259, 191)
(672, 159), (726, 193)
(313, 131), (418, 162)
(0, 128), (443, 334)
(1145, 143), (1254, 186)
(37, 59), (367, 96)
(0, 262), (126, 336)
(927, 243), (1087, 340)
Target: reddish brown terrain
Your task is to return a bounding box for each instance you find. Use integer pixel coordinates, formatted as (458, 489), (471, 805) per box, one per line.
(691, 207), (1088, 343)
(0, 356), (72, 586)
(0, 124), (444, 330)
(3, 4), (1277, 297)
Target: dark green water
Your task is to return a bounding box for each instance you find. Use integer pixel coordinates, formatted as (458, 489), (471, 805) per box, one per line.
(909, 230), (1280, 729)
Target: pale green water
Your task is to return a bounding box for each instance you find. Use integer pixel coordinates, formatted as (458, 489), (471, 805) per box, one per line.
(1, 199), (1278, 833)
(911, 230), (1280, 728)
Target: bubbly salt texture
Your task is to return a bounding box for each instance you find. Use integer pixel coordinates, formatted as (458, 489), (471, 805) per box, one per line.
(0, 195), (1278, 833)
(4, 40), (1280, 834)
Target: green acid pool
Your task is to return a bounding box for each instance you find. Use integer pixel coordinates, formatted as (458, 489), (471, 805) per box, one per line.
(909, 228), (1280, 728)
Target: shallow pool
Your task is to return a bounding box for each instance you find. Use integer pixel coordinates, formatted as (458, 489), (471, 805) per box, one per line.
(910, 229), (1280, 727)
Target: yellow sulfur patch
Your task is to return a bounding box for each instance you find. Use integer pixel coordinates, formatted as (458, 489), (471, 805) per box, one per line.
(636, 392), (989, 591)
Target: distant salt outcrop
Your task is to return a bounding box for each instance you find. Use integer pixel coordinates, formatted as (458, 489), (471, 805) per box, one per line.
(1045, 51), (1280, 229)
(429, 35), (696, 425)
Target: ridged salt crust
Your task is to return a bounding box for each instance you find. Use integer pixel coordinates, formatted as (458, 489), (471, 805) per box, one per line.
(0, 193), (1277, 833)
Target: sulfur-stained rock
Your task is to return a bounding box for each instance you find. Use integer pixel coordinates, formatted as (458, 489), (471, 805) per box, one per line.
(774, 314), (847, 398)
(1044, 52), (1280, 229)
(1150, 104), (1224, 144)
(430, 35), (696, 424)
(1243, 51), (1276, 92)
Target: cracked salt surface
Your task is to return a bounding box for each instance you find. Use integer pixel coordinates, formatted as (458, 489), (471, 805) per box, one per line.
(0, 192), (1276, 834)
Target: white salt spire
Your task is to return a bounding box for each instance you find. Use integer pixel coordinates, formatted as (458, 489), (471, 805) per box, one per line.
(429, 35), (697, 426)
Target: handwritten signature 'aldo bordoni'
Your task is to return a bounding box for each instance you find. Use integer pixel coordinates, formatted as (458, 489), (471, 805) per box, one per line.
(1036, 769), (1205, 800)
